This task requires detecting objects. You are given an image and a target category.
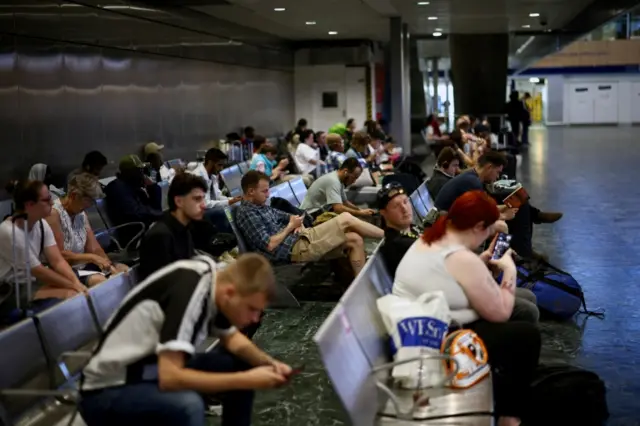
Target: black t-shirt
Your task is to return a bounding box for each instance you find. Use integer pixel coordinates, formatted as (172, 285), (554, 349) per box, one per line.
(379, 225), (421, 279)
(434, 170), (484, 211)
(427, 169), (453, 201)
(138, 212), (195, 281)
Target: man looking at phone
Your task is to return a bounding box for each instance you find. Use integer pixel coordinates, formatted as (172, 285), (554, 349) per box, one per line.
(435, 151), (561, 258)
(300, 157), (375, 217)
(80, 254), (290, 426)
(236, 171), (384, 276)
(378, 183), (538, 323)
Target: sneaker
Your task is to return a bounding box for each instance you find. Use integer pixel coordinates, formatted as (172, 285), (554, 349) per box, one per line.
(204, 399), (222, 417)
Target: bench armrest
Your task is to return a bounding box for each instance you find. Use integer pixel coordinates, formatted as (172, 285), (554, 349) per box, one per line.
(94, 222), (146, 252)
(371, 354), (460, 421)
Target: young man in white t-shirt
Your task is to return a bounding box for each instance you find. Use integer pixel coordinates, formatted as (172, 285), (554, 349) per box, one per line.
(0, 181), (85, 310)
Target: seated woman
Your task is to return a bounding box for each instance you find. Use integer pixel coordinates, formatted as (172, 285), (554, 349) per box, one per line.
(29, 163), (64, 199)
(250, 144), (297, 184)
(46, 173), (129, 287)
(393, 190), (540, 426)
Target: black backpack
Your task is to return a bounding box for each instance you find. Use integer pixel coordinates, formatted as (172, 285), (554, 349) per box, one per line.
(524, 364), (609, 426)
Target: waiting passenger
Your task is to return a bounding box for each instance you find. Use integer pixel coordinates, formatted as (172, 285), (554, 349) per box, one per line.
(249, 145), (291, 183)
(68, 150), (108, 185)
(104, 155), (163, 246)
(285, 118), (307, 142)
(0, 180), (86, 311)
(379, 183), (537, 322)
(145, 141), (176, 183)
(393, 190), (540, 425)
(435, 151), (562, 257)
(294, 129), (322, 181)
(235, 171), (384, 275)
(138, 173), (205, 280)
(326, 133), (347, 170)
(346, 131), (375, 166)
(252, 135), (269, 160)
(427, 147), (461, 200)
(300, 158), (375, 217)
(28, 163), (64, 199)
(79, 254), (291, 426)
(46, 173), (129, 287)
(189, 148), (240, 234)
(315, 131), (329, 161)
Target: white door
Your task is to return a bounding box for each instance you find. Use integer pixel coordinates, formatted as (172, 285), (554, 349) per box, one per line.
(631, 83), (640, 123)
(313, 80), (345, 133)
(344, 67), (367, 129)
(593, 83), (618, 123)
(568, 84), (594, 124)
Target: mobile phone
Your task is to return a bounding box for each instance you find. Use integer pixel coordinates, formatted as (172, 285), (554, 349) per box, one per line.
(492, 233), (512, 260)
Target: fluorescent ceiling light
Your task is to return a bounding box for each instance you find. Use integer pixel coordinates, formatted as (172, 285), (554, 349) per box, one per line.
(427, 16), (438, 20)
(529, 13), (540, 17)
(522, 24), (531, 28)
(433, 32), (442, 37)
(328, 31), (338, 35)
(274, 7), (285, 11)
(529, 77), (540, 83)
(435, 28), (442, 31)
(418, 2), (430, 5)
(306, 21), (316, 25)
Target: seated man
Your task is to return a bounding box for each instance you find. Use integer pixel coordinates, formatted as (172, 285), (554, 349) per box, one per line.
(104, 155), (163, 246)
(68, 150), (108, 186)
(300, 158), (375, 218)
(435, 151), (562, 258)
(427, 147), (460, 200)
(326, 133), (347, 170)
(79, 254), (291, 426)
(0, 180), (86, 312)
(189, 148), (241, 234)
(138, 173), (206, 281)
(236, 171), (384, 276)
(378, 183), (538, 323)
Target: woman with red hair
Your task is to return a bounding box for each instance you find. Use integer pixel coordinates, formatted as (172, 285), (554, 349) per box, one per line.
(393, 190), (540, 426)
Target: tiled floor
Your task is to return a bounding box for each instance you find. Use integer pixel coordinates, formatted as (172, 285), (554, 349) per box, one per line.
(224, 126), (638, 425)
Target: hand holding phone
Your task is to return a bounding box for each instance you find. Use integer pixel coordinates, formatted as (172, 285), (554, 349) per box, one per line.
(491, 233), (512, 260)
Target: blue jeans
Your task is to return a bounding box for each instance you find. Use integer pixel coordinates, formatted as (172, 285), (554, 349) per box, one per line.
(203, 207), (233, 234)
(79, 349), (254, 426)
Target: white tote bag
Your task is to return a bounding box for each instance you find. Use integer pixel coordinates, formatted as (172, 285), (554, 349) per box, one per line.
(377, 292), (451, 389)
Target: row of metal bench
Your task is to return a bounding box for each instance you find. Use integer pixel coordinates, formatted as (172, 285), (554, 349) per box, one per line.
(313, 182), (494, 425)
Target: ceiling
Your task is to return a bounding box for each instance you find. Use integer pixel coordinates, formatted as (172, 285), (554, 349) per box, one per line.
(193, 0), (598, 41)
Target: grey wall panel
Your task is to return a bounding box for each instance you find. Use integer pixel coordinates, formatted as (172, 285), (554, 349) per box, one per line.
(0, 39), (294, 185)
(546, 75), (564, 124)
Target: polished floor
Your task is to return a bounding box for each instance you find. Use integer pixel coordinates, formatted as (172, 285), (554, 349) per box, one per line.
(223, 126), (638, 425)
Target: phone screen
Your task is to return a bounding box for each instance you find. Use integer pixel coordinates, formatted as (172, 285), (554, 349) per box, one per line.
(492, 233), (512, 260)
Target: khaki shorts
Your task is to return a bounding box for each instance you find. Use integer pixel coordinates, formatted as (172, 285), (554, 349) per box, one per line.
(291, 214), (349, 262)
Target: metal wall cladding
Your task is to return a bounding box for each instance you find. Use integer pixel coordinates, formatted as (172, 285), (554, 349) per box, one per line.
(0, 2), (295, 184)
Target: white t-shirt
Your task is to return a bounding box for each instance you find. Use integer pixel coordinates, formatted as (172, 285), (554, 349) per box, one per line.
(0, 218), (56, 283)
(294, 143), (319, 175)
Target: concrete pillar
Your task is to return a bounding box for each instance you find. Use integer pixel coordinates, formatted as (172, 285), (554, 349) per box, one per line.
(431, 58), (439, 116)
(389, 17), (409, 152)
(449, 33), (508, 130)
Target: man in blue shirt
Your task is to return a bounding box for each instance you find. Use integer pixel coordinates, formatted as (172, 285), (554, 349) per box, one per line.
(235, 171), (383, 276)
(435, 152), (562, 257)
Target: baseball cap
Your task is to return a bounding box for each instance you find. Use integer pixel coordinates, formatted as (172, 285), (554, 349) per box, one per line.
(144, 142), (165, 157)
(377, 182), (406, 209)
(119, 154), (145, 172)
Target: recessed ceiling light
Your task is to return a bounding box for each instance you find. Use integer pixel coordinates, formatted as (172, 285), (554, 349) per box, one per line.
(522, 24), (531, 28)
(418, 1), (430, 5)
(433, 32), (442, 37)
(274, 7), (285, 11)
(427, 16), (438, 20)
(328, 31), (338, 35)
(529, 13), (539, 17)
(306, 21), (316, 25)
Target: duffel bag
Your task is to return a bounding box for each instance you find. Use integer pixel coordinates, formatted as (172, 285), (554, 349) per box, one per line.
(516, 258), (604, 320)
(523, 364), (609, 426)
